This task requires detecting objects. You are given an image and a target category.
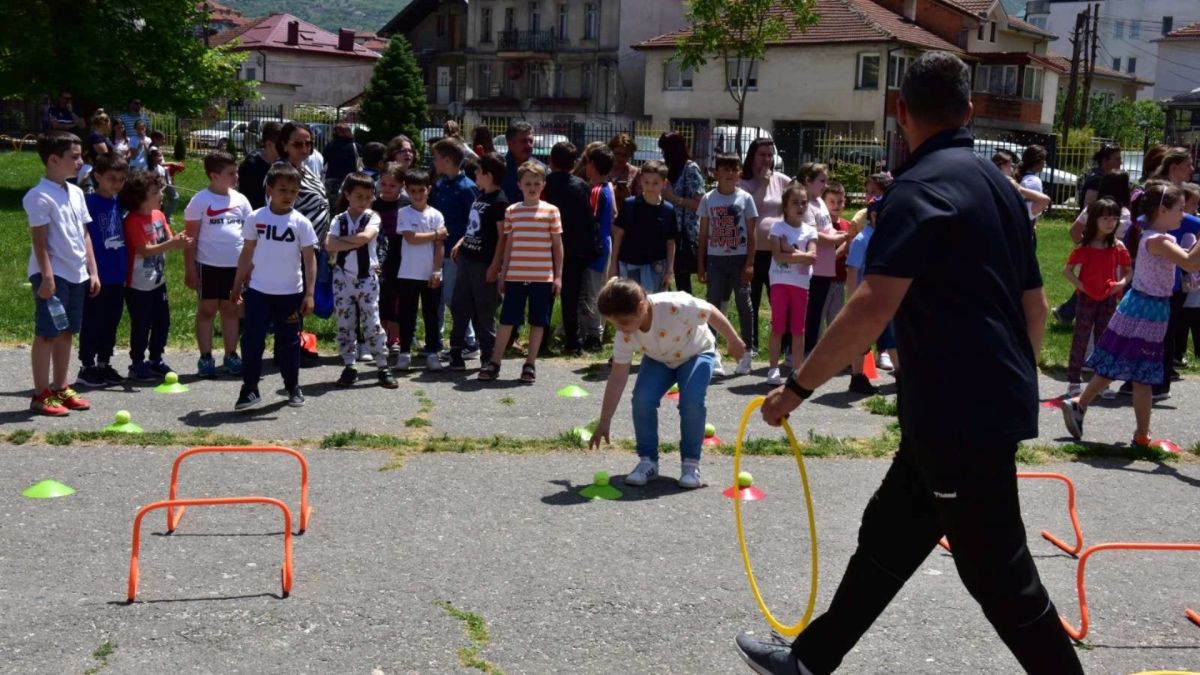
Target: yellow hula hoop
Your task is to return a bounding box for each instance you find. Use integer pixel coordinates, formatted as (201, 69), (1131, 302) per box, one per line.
(733, 396), (819, 638)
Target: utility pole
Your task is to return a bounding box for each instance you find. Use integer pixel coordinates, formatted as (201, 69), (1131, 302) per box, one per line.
(1079, 3), (1099, 127)
(1060, 9), (1086, 150)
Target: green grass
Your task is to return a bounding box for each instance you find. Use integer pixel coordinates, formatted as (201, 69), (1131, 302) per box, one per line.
(6, 429), (33, 444)
(83, 640), (116, 675)
(43, 429), (250, 447)
(861, 395), (898, 417)
(435, 601), (505, 675)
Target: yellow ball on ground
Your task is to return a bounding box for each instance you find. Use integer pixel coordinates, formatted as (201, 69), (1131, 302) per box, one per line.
(594, 471), (609, 486)
(115, 410), (131, 425)
(704, 423), (716, 438)
(164, 371), (179, 385)
(738, 471), (753, 488)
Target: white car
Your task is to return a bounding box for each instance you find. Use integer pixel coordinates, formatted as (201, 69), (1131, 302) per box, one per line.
(189, 120), (247, 150)
(971, 140), (1079, 202)
(709, 125), (785, 172)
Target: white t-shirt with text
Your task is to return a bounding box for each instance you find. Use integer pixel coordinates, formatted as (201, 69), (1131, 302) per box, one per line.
(396, 205), (445, 281)
(768, 220), (819, 289)
(185, 188), (253, 267)
(611, 292), (717, 369)
(243, 207), (319, 295)
(24, 178), (91, 283)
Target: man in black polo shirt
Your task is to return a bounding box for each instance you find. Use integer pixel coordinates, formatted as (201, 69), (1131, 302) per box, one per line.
(734, 52), (1082, 674)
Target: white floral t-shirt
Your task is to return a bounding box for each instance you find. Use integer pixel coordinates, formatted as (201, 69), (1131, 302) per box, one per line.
(611, 292), (717, 368)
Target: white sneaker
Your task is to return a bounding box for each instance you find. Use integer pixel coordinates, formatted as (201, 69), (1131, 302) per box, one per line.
(877, 352), (894, 371)
(735, 352), (753, 375)
(1067, 382), (1083, 397)
(426, 353), (443, 371)
(625, 459), (659, 486)
(395, 353), (411, 370)
(713, 360), (727, 377)
(679, 460), (703, 489)
(357, 343), (372, 362)
(1100, 387), (1116, 400)
(766, 367), (783, 386)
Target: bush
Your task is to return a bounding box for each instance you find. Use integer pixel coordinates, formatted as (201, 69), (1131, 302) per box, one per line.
(829, 162), (866, 196)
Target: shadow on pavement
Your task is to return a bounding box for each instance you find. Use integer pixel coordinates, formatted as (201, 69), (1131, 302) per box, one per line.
(541, 477), (701, 506)
(178, 404), (284, 427)
(108, 592), (284, 606)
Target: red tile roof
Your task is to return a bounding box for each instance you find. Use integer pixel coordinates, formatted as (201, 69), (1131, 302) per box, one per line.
(1044, 53), (1153, 85)
(355, 31), (391, 52)
(937, 0), (995, 15)
(211, 13), (382, 60)
(1159, 21), (1200, 40)
(200, 0), (251, 27)
(1006, 16), (1056, 39)
(635, 0), (961, 52)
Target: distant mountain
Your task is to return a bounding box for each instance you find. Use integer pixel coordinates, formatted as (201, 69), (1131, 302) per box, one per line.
(217, 0), (410, 33)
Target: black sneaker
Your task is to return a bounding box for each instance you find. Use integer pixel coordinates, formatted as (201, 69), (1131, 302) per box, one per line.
(448, 350), (466, 371)
(234, 388), (262, 411)
(336, 365), (358, 387)
(378, 367), (398, 389)
(1117, 381), (1133, 396)
(99, 364), (124, 385)
(76, 366), (106, 388)
(1060, 399), (1085, 440)
(734, 633), (811, 675)
(462, 342), (481, 359)
(148, 360), (174, 377)
(582, 336), (603, 353)
(848, 373), (877, 395)
(286, 386), (305, 407)
(1152, 384), (1170, 401)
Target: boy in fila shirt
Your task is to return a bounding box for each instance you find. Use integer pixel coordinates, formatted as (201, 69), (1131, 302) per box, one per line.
(184, 151), (253, 378)
(230, 164), (318, 411)
(325, 172), (398, 389)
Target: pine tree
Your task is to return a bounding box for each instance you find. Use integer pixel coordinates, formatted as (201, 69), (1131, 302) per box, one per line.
(359, 36), (428, 152)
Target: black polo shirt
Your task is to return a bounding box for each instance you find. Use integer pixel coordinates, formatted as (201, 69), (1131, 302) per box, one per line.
(865, 127), (1042, 445)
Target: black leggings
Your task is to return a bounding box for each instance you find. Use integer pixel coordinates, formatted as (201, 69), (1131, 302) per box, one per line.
(790, 436), (1083, 674)
(750, 250), (772, 351)
(803, 276), (833, 356)
(396, 279), (442, 353)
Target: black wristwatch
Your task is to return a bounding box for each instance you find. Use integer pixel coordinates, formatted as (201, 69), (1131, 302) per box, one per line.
(785, 374), (814, 401)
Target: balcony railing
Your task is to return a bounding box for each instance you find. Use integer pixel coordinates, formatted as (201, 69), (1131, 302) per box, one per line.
(498, 29), (556, 53)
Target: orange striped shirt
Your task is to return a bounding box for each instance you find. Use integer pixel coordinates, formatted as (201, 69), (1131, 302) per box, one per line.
(503, 201), (562, 283)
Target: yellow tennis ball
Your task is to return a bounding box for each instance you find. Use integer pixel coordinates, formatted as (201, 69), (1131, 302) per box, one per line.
(115, 410), (131, 425)
(164, 371), (179, 385)
(738, 471), (753, 488)
(704, 423), (716, 438)
(594, 471), (609, 486)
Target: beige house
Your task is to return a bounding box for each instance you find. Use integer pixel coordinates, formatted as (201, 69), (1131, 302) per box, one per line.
(1046, 54), (1152, 105)
(636, 0), (1068, 168)
(213, 14), (381, 108)
(381, 0), (686, 125)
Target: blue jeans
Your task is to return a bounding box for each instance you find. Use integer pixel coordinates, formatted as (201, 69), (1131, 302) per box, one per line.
(630, 351), (716, 461)
(438, 257), (474, 349)
(620, 260), (667, 294)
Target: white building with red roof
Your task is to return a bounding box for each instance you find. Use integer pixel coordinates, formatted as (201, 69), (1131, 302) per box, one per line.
(212, 13), (382, 107)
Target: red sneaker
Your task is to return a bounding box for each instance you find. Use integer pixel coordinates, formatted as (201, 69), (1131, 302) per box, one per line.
(30, 389), (69, 416)
(53, 386), (91, 411)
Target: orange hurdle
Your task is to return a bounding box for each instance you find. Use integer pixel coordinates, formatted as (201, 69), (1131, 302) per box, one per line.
(938, 472), (1084, 556)
(127, 497), (294, 603)
(166, 446), (312, 535)
(1059, 542), (1200, 641)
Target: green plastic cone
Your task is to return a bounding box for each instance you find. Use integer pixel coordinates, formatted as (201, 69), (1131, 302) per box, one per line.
(557, 384), (589, 398)
(580, 471), (622, 500)
(22, 479), (76, 498)
(104, 410), (143, 433)
(153, 371), (188, 394)
(572, 427), (593, 443)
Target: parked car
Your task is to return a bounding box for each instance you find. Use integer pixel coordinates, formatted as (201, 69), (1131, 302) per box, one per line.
(709, 125), (785, 172)
(971, 140), (1079, 203)
(189, 120), (247, 150)
(242, 117), (290, 154)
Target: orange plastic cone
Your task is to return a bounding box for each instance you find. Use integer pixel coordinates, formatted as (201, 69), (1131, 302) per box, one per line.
(862, 352), (879, 380)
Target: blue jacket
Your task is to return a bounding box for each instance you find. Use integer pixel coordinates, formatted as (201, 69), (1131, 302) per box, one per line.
(429, 171), (479, 256)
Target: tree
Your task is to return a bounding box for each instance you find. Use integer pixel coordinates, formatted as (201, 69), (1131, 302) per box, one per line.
(1056, 84), (1167, 149)
(0, 0), (253, 115)
(671, 0), (818, 156)
(358, 36), (428, 151)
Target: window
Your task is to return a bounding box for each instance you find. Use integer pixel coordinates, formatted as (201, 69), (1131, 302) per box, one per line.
(558, 4), (568, 39)
(727, 59), (758, 91)
(975, 65), (989, 92)
(553, 66), (566, 96)
(504, 7), (515, 31)
(584, 3), (599, 40)
(243, 67), (256, 81)
(528, 68), (542, 97)
(1030, 17), (1047, 29)
(582, 63), (594, 97)
(990, 21), (996, 42)
(663, 61), (694, 90)
(1162, 16), (1173, 35)
(480, 7), (493, 42)
(978, 21), (985, 40)
(1128, 57), (1137, 73)
(1113, 57), (1121, 71)
(856, 53), (880, 89)
(1022, 66), (1044, 100)
(1130, 20), (1141, 39)
(888, 54), (912, 88)
(1114, 19), (1124, 38)
(456, 65), (466, 101)
(529, 2), (540, 32)
(436, 15), (445, 36)
(479, 64), (492, 97)
(976, 64), (1019, 95)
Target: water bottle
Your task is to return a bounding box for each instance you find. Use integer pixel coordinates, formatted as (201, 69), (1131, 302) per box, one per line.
(47, 295), (69, 332)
